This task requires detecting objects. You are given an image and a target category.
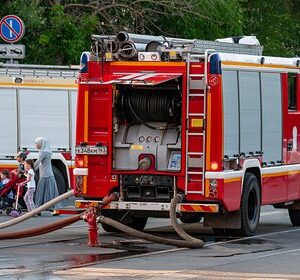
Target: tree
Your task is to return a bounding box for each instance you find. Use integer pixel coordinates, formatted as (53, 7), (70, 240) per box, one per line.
(239, 0), (300, 56)
(1, 0), (97, 64)
(0, 0), (298, 64)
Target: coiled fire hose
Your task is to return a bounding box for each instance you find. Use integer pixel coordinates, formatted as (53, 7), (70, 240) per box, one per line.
(97, 194), (204, 248)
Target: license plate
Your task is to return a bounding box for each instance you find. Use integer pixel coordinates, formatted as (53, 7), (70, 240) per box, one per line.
(75, 146), (107, 155)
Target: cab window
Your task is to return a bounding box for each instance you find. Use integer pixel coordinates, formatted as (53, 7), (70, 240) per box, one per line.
(288, 73), (297, 110)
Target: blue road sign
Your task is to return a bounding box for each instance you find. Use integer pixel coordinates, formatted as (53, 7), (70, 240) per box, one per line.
(0, 15), (25, 43)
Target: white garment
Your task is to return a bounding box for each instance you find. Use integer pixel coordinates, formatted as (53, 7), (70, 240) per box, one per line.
(2, 178), (9, 185)
(26, 169), (36, 189)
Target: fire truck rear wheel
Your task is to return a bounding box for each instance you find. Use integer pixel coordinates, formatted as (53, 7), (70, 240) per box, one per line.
(288, 209), (300, 226)
(236, 172), (261, 236)
(180, 213), (202, 224)
(101, 211), (148, 232)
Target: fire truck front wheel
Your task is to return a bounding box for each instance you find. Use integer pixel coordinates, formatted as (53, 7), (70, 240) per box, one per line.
(53, 166), (66, 195)
(34, 166), (66, 195)
(238, 172), (261, 236)
(288, 209), (300, 226)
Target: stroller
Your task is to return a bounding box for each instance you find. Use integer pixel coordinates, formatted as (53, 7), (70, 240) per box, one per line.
(0, 175), (26, 215)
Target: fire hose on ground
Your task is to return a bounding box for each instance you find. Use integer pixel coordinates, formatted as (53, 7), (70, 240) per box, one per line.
(0, 190), (204, 248)
(0, 190), (82, 240)
(97, 194), (204, 248)
(0, 190), (74, 230)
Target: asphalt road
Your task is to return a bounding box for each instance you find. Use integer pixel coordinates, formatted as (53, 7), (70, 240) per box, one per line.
(0, 204), (300, 280)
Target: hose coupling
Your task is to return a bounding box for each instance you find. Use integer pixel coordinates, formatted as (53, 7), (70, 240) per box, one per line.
(176, 193), (185, 203)
(96, 215), (104, 224)
(101, 192), (119, 206)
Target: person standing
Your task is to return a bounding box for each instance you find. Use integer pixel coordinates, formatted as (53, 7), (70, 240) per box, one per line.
(34, 137), (60, 210)
(19, 159), (36, 212)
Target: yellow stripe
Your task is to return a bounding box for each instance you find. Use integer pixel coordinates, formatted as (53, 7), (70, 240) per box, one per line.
(111, 61), (185, 67)
(82, 90), (89, 195)
(263, 170), (300, 178)
(0, 164), (17, 168)
(180, 204), (219, 213)
(82, 175), (87, 195)
(0, 83), (77, 89)
(84, 90), (89, 142)
(224, 178), (242, 183)
(192, 205), (199, 211)
(222, 61), (299, 70)
(205, 90), (212, 197)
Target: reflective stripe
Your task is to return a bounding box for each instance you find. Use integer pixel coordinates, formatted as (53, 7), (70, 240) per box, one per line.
(75, 200), (219, 213)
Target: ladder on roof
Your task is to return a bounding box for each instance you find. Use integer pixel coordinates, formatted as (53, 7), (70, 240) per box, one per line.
(184, 50), (214, 196)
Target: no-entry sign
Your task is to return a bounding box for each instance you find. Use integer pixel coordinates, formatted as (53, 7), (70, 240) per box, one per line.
(0, 15), (25, 43)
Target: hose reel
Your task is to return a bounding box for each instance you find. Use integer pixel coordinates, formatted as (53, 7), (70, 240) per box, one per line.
(116, 88), (182, 127)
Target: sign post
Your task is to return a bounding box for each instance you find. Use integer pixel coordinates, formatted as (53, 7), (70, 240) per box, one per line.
(0, 15), (25, 63)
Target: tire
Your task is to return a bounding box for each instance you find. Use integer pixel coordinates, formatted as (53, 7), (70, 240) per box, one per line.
(0, 197), (6, 209)
(129, 216), (148, 231)
(234, 173), (261, 236)
(180, 213), (202, 224)
(101, 222), (119, 233)
(35, 166), (66, 195)
(52, 166), (66, 195)
(288, 209), (300, 226)
(6, 207), (12, 215)
(101, 211), (148, 232)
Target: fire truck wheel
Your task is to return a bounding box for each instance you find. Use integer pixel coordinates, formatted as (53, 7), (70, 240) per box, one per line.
(288, 209), (300, 226)
(102, 217), (148, 232)
(53, 166), (66, 195)
(101, 222), (120, 233)
(237, 172), (261, 236)
(180, 213), (202, 224)
(101, 211), (148, 232)
(130, 216), (148, 231)
(34, 167), (66, 195)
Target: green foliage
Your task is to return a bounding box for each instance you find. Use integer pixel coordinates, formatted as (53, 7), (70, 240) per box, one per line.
(0, 0), (299, 64)
(239, 0), (300, 56)
(0, 0), (97, 64)
(159, 0), (243, 40)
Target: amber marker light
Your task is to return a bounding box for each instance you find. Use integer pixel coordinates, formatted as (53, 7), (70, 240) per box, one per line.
(210, 161), (219, 171)
(76, 157), (84, 168)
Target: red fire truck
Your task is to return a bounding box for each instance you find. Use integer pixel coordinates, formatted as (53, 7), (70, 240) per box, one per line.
(0, 63), (78, 194)
(74, 32), (300, 236)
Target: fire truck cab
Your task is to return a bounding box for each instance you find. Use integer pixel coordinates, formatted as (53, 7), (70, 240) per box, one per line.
(74, 32), (300, 236)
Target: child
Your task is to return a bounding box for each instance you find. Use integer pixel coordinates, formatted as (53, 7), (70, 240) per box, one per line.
(0, 169), (14, 201)
(19, 159), (36, 212)
(12, 152), (27, 178)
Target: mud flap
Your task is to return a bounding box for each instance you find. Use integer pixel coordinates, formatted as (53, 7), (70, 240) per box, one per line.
(203, 210), (241, 229)
(289, 201), (300, 210)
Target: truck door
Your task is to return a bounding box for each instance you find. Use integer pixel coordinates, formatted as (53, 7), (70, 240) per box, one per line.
(0, 89), (18, 157)
(18, 89), (70, 152)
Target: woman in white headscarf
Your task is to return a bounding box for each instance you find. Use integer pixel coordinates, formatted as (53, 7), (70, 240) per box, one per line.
(34, 137), (60, 210)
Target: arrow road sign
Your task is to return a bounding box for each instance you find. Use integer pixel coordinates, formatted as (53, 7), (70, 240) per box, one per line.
(0, 44), (25, 59)
(0, 15), (25, 43)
